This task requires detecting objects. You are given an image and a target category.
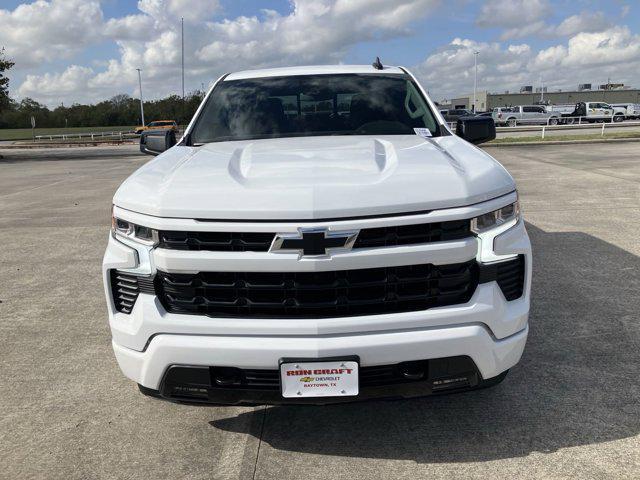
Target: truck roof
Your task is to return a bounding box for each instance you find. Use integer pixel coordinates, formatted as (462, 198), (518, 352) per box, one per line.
(224, 64), (406, 81)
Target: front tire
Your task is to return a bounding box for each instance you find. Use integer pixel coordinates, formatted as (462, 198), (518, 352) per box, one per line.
(548, 117), (558, 126)
(507, 118), (517, 127)
(613, 114), (624, 123)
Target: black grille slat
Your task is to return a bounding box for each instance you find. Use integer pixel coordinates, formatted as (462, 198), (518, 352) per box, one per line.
(159, 231), (275, 252)
(353, 220), (470, 249)
(110, 270), (155, 314)
(495, 256), (525, 301)
(478, 255), (525, 301)
(157, 220), (471, 252)
(156, 261), (479, 318)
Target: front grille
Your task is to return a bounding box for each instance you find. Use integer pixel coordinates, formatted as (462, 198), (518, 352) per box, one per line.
(158, 231), (275, 252)
(155, 261), (479, 318)
(110, 270), (155, 314)
(353, 220), (470, 248)
(157, 220), (472, 252)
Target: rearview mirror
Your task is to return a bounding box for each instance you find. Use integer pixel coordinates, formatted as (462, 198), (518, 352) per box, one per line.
(456, 116), (496, 145)
(140, 129), (177, 156)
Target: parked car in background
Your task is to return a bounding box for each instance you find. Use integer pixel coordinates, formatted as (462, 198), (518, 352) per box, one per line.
(610, 103), (640, 120)
(561, 102), (626, 124)
(492, 105), (560, 127)
(134, 120), (179, 135)
(440, 108), (474, 123)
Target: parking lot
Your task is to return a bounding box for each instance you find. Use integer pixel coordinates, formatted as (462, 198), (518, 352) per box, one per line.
(1, 142), (639, 479)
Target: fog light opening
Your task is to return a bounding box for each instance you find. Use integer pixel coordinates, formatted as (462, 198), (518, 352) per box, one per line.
(399, 360), (428, 381)
(211, 367), (243, 387)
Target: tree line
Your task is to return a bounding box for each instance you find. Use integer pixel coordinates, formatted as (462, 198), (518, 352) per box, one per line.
(0, 47), (205, 129)
(0, 92), (206, 130)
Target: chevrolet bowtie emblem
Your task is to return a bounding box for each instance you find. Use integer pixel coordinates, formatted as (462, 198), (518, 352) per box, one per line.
(270, 228), (359, 256)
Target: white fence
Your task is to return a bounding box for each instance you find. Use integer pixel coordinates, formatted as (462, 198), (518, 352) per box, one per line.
(35, 130), (138, 141)
(448, 117), (640, 139)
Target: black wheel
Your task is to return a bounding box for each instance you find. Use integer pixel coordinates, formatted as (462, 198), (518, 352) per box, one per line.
(507, 118), (517, 127)
(548, 118), (558, 126)
(138, 383), (162, 398)
(476, 370), (509, 389)
(613, 114), (624, 123)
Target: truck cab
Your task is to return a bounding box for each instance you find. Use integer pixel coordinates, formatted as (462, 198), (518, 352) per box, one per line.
(492, 105), (559, 127)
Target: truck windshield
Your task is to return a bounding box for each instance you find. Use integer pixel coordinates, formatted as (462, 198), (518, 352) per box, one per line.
(190, 74), (440, 143)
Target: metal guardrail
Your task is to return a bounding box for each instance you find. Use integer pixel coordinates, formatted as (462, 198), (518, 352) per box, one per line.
(35, 130), (138, 141)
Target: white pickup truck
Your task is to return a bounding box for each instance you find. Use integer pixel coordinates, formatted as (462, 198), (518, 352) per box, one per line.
(103, 64), (531, 405)
(492, 105), (560, 127)
(561, 102), (626, 123)
(610, 103), (640, 120)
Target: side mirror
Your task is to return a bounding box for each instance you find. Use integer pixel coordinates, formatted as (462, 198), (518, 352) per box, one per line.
(456, 116), (496, 145)
(140, 129), (177, 156)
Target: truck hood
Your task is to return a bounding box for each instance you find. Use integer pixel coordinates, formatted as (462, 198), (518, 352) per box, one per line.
(114, 135), (515, 220)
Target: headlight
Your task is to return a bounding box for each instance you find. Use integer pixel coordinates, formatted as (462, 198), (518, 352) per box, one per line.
(111, 208), (158, 245)
(471, 201), (520, 234)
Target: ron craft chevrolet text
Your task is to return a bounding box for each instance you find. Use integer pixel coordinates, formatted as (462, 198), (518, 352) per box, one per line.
(103, 62), (532, 404)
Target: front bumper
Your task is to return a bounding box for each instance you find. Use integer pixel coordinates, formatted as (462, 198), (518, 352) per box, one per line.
(103, 194), (531, 402)
(114, 322), (527, 404)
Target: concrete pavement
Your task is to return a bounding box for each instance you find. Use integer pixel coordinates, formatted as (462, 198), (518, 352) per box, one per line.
(1, 143), (639, 479)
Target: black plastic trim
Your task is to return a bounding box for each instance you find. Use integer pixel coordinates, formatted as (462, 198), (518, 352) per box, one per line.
(157, 219), (471, 252)
(158, 355), (482, 405)
(478, 255), (525, 301)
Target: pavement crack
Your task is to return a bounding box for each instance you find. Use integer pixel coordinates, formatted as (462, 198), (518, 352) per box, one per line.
(252, 405), (268, 480)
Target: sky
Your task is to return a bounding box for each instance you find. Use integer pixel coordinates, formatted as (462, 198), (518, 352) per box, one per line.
(1, 0), (639, 107)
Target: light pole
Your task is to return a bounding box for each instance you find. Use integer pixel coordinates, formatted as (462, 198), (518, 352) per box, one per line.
(540, 75), (544, 103)
(136, 68), (145, 126)
(181, 17), (185, 101)
(473, 51), (479, 112)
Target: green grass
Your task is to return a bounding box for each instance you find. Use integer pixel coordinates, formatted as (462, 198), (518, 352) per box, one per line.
(0, 126), (135, 141)
(489, 131), (640, 144)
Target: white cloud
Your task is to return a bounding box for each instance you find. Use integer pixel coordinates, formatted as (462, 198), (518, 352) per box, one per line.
(413, 38), (534, 99)
(532, 27), (640, 70)
(414, 26), (640, 101)
(104, 14), (156, 41)
(19, 66), (96, 104)
(197, 0), (441, 65)
(0, 0), (103, 67)
(501, 13), (613, 40)
(138, 0), (221, 24)
(555, 11), (612, 37)
(5, 0), (640, 108)
(15, 0), (440, 106)
(476, 0), (551, 28)
(499, 21), (549, 41)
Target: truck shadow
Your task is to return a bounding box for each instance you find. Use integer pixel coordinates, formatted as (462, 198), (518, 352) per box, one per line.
(209, 223), (640, 462)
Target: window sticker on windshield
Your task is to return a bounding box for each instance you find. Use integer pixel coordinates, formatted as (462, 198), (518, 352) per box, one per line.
(413, 128), (432, 138)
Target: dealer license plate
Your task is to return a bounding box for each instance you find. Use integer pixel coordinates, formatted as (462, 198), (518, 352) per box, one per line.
(280, 360), (359, 398)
